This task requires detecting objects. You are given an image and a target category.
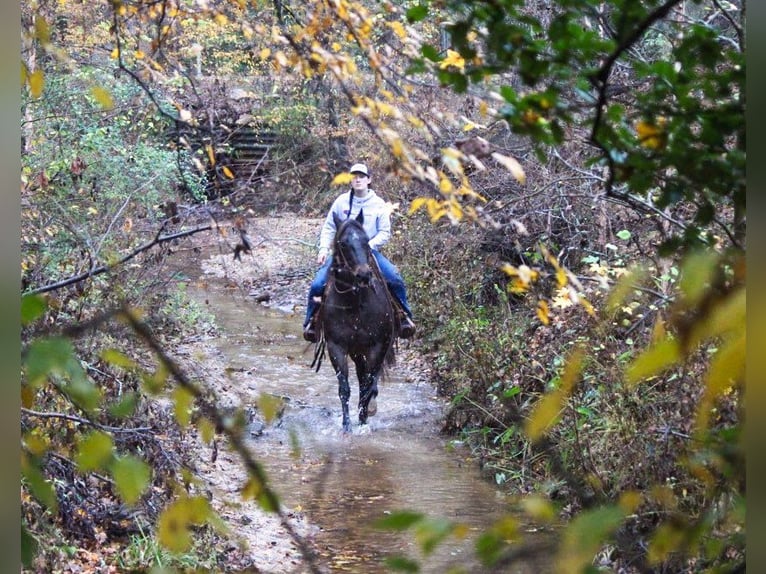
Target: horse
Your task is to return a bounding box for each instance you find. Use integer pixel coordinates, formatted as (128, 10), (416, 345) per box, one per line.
(311, 210), (397, 432)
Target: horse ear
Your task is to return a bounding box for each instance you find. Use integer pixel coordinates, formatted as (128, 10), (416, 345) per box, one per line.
(333, 212), (342, 228)
(356, 209), (364, 224)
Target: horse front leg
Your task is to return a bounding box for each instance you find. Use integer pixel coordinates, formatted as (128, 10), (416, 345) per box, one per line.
(357, 367), (379, 425)
(328, 344), (352, 432)
(336, 369), (352, 433)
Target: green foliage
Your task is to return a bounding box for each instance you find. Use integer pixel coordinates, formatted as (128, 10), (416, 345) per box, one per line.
(116, 522), (224, 571)
(420, 0), (744, 251)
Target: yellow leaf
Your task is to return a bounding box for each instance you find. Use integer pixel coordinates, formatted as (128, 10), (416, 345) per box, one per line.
(491, 152), (526, 184)
(647, 522), (686, 565)
(439, 49), (465, 70)
(536, 300), (550, 326)
(388, 21), (406, 39)
(439, 176), (453, 194)
(259, 48), (271, 61)
(523, 345), (587, 444)
(205, 144), (216, 166)
(332, 172), (354, 186)
(110, 47), (120, 59)
(426, 200), (447, 223)
(618, 490), (642, 513)
(579, 296), (596, 317)
(35, 16), (50, 44)
(605, 266), (647, 316)
(688, 286), (745, 348)
(197, 417), (215, 444)
(173, 386), (195, 427)
(556, 506), (626, 572)
(258, 393), (284, 424)
(134, 50), (145, 60)
(521, 496), (556, 522)
(409, 197), (429, 215)
(678, 250), (718, 308)
(222, 166), (234, 179)
(635, 117), (667, 150)
(90, 86), (114, 110)
(625, 338), (681, 386)
(28, 69), (44, 98)
(651, 314), (666, 344)
(695, 331), (745, 432)
(525, 387), (563, 442)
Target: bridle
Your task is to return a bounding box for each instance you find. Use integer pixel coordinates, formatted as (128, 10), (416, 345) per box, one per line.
(330, 219), (373, 295)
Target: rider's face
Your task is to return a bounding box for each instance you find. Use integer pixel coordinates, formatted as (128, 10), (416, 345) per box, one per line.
(351, 173), (370, 190)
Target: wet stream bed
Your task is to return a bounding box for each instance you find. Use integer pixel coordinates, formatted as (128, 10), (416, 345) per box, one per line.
(174, 220), (550, 573)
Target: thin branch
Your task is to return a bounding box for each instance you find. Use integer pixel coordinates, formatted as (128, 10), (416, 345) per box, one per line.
(588, 0), (685, 195)
(21, 407), (153, 434)
(26, 224), (214, 295)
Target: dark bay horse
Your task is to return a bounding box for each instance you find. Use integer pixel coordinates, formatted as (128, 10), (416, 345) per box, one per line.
(311, 210), (397, 432)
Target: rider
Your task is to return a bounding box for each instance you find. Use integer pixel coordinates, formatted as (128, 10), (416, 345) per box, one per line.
(302, 162), (416, 342)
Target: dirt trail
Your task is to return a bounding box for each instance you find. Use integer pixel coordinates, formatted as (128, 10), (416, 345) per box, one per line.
(171, 216), (435, 572)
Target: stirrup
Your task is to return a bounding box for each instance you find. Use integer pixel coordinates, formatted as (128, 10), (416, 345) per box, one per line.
(399, 316), (416, 339)
(303, 314), (319, 343)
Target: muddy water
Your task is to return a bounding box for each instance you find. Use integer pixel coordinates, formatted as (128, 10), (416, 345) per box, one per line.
(184, 275), (549, 573)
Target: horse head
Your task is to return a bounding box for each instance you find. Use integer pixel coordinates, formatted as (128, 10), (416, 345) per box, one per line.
(332, 210), (372, 287)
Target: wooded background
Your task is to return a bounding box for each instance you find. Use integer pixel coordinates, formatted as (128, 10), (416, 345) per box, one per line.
(21, 1), (745, 572)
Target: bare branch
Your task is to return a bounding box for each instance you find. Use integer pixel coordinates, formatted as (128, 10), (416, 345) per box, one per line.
(21, 407), (153, 434)
(26, 224), (213, 295)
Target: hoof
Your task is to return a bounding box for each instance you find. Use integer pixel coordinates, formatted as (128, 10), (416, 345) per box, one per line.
(367, 397), (377, 417)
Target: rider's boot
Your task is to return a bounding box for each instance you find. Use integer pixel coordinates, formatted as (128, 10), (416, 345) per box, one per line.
(303, 316), (318, 342)
(398, 312), (416, 339)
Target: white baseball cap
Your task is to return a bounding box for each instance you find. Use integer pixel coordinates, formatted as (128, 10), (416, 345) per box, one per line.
(349, 163), (369, 176)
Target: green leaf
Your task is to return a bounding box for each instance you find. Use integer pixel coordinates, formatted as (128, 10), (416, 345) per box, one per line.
(75, 431), (114, 472)
(108, 391), (139, 418)
(21, 524), (38, 568)
(616, 229), (631, 240)
(21, 452), (58, 512)
(414, 517), (454, 555)
(383, 555), (420, 572)
(173, 386), (195, 427)
(100, 348), (138, 370)
(110, 454), (151, 506)
(406, 5), (428, 23)
(374, 511), (424, 531)
(24, 337), (76, 388)
(475, 517), (519, 566)
(157, 495), (213, 553)
(420, 44), (440, 62)
(21, 294), (47, 326)
(556, 505), (626, 572)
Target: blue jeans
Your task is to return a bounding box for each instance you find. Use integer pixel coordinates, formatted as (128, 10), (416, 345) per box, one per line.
(303, 250), (413, 326)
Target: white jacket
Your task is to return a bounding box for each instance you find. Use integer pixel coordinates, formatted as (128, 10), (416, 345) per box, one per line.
(318, 190), (391, 254)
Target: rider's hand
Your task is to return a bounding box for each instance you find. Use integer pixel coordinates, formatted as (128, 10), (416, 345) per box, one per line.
(317, 249), (328, 265)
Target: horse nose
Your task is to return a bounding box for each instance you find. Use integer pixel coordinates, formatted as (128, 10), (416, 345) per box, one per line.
(356, 266), (372, 285)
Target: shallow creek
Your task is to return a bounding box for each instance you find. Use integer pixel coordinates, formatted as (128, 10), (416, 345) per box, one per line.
(178, 240), (549, 573)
